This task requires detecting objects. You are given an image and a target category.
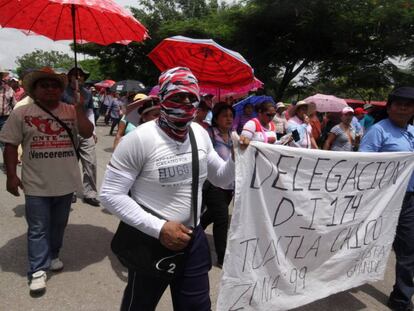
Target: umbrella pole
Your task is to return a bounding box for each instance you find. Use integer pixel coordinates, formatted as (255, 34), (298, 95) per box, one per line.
(71, 4), (78, 71)
(71, 4), (80, 103)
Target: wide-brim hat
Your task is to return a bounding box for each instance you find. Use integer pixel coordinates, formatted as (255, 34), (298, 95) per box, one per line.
(290, 100), (316, 116)
(276, 102), (286, 110)
(0, 67), (9, 74)
(138, 100), (160, 116)
(133, 93), (148, 101)
(388, 87), (414, 102)
(23, 67), (67, 98)
(67, 66), (90, 80)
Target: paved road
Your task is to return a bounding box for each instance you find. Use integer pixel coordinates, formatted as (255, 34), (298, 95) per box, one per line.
(0, 121), (396, 310)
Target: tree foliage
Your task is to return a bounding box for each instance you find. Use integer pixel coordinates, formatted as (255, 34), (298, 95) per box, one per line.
(15, 50), (74, 78)
(76, 0), (414, 100)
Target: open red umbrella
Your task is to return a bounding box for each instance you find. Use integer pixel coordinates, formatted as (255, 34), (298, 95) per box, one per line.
(148, 36), (254, 89)
(94, 79), (116, 89)
(0, 0), (149, 75)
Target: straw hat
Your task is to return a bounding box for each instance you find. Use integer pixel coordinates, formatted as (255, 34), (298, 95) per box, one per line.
(23, 67), (67, 98)
(133, 93), (148, 101)
(138, 100), (160, 116)
(276, 102), (286, 110)
(290, 100), (316, 116)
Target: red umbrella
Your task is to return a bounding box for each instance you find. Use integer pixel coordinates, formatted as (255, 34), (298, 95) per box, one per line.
(148, 36), (254, 89)
(201, 77), (264, 98)
(0, 0), (148, 45)
(94, 80), (116, 89)
(0, 0), (149, 77)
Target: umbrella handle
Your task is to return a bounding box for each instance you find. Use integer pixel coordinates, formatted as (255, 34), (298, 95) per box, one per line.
(74, 78), (81, 104)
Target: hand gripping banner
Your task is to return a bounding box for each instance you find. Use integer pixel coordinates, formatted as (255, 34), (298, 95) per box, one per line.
(217, 142), (414, 311)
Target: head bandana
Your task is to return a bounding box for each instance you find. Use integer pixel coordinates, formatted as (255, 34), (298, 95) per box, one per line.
(157, 67), (200, 142)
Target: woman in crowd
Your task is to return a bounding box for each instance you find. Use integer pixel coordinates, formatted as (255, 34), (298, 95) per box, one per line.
(239, 101), (277, 145)
(194, 100), (211, 129)
(200, 102), (234, 268)
(323, 107), (356, 151)
(232, 102), (254, 134)
(106, 92), (123, 136)
(273, 102), (288, 139)
(113, 95), (160, 149)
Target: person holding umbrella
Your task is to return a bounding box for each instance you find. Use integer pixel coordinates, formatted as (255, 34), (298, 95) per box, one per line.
(62, 67), (100, 207)
(323, 107), (356, 151)
(100, 67), (234, 311)
(0, 67), (93, 294)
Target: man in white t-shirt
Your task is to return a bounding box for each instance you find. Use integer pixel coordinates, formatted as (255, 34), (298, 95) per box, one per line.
(0, 67), (93, 294)
(287, 100), (319, 149)
(100, 67), (235, 311)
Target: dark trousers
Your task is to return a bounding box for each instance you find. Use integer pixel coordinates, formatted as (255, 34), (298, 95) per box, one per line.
(0, 115), (9, 152)
(120, 226), (212, 311)
(110, 117), (121, 135)
(390, 192), (414, 308)
(200, 181), (233, 265)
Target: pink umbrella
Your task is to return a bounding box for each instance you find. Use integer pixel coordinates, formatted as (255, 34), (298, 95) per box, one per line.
(304, 94), (348, 112)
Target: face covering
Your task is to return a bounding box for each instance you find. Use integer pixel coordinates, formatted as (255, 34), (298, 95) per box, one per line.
(156, 67), (200, 142)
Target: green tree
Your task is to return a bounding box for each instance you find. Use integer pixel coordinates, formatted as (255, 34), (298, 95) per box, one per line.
(78, 58), (105, 81)
(15, 50), (74, 78)
(76, 0), (231, 86)
(231, 0), (414, 100)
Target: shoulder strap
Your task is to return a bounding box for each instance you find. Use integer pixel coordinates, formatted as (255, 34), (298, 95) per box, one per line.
(188, 127), (199, 228)
(35, 101), (80, 160)
(252, 118), (268, 143)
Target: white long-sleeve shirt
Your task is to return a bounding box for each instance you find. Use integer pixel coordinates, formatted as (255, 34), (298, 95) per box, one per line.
(100, 121), (235, 239)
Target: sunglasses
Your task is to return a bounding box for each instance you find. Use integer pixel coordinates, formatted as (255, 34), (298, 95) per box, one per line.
(169, 93), (199, 107)
(38, 81), (61, 89)
(266, 113), (276, 118)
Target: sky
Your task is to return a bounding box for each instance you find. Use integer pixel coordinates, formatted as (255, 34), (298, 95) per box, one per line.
(0, 0), (144, 70)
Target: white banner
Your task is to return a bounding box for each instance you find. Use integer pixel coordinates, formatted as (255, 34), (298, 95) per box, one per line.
(217, 142), (414, 311)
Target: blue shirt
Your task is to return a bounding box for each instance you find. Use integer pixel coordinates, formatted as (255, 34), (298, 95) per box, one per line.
(62, 86), (94, 110)
(359, 118), (414, 192)
(352, 116), (363, 135)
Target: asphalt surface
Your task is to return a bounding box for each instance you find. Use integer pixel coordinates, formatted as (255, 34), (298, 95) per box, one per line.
(0, 121), (397, 310)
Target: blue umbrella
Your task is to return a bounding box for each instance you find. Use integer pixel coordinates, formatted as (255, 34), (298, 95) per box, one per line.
(233, 95), (275, 117)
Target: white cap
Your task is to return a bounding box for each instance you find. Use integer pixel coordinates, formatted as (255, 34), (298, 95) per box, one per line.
(342, 106), (354, 114)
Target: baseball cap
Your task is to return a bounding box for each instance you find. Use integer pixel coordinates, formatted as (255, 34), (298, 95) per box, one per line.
(342, 107), (354, 114)
(354, 107), (366, 115)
